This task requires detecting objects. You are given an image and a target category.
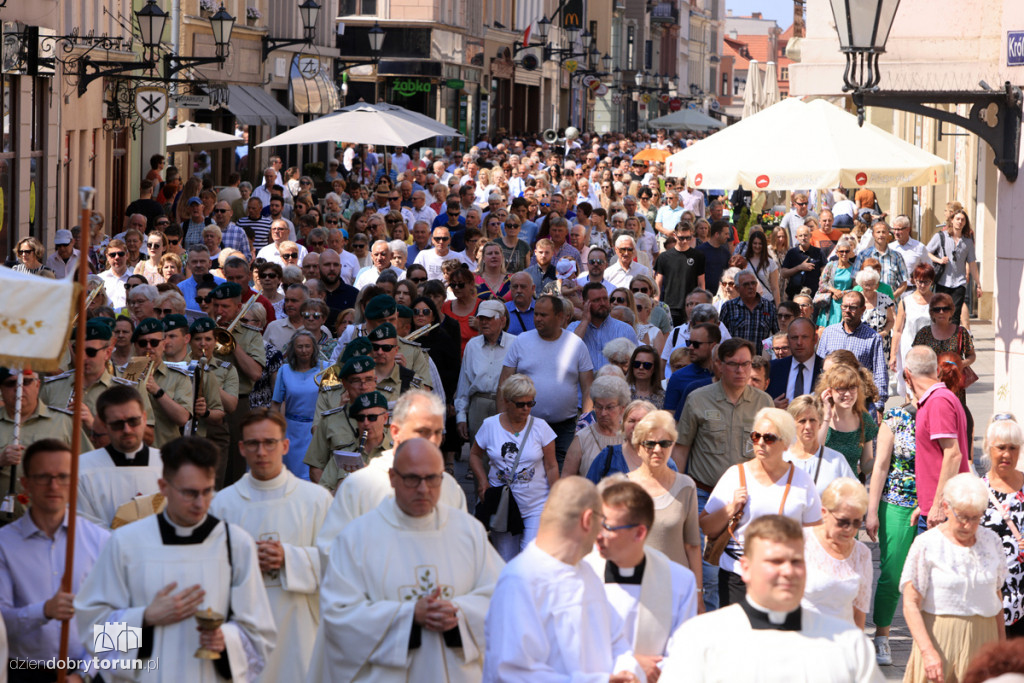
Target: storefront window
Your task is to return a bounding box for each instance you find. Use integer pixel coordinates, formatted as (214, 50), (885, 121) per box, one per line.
(0, 76), (14, 260)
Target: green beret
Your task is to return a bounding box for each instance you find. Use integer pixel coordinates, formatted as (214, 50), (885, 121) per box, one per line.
(339, 337), (373, 363)
(210, 282), (243, 300)
(368, 322), (397, 342)
(340, 356), (375, 378)
(85, 319), (113, 342)
(189, 317), (217, 335)
(162, 314), (189, 333)
(132, 317), (164, 342)
(396, 304), (413, 320)
(364, 294), (397, 321)
(349, 390), (388, 418)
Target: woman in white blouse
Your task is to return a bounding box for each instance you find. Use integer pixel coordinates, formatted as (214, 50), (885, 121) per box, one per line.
(701, 407), (823, 607)
(901, 473), (1007, 683)
(801, 478), (873, 628)
(784, 395), (856, 497)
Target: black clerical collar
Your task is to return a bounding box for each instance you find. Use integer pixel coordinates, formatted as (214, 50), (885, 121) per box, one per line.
(105, 444), (150, 468)
(157, 512), (221, 545)
(604, 556), (646, 585)
(739, 596), (802, 631)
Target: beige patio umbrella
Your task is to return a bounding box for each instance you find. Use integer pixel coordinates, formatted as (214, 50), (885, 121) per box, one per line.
(742, 60), (763, 119)
(665, 97), (953, 190)
(760, 61), (781, 110)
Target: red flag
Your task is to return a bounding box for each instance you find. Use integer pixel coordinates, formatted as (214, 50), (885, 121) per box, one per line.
(523, 24), (532, 46)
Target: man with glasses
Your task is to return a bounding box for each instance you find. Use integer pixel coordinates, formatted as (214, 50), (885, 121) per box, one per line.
(267, 194), (296, 241)
(780, 193), (817, 244)
(510, 197), (540, 247)
(664, 322), (722, 420)
(0, 438), (109, 681)
(888, 214), (928, 279)
(182, 196), (213, 250)
(366, 323), (432, 406)
(161, 315), (226, 440)
(655, 222), (706, 326)
(407, 189), (437, 232)
(576, 246), (615, 293)
(0, 367), (93, 523)
(177, 245), (225, 312)
(221, 257), (276, 326)
(606, 235), (653, 289)
(432, 198), (469, 251)
(817, 291), (889, 415)
(210, 408), (332, 682)
(314, 346), (377, 425)
(76, 436), (275, 680)
(319, 437), (499, 682)
(854, 221), (909, 299)
(781, 225), (826, 301)
(720, 271), (779, 354)
(210, 200), (250, 259)
(98, 239), (132, 308)
(655, 191), (686, 240)
(413, 226), (472, 282)
(306, 390), (393, 492)
(673, 338), (773, 611)
(46, 229), (79, 279)
(127, 318), (192, 449)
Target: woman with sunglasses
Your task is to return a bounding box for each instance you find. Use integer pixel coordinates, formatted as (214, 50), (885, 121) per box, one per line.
(271, 329), (328, 480)
(493, 214), (530, 274)
(256, 263), (286, 319)
(469, 373), (558, 561)
(299, 299), (335, 362)
(442, 266), (480, 356)
(632, 293), (661, 349)
(475, 243), (512, 302)
(912, 292), (976, 404)
(609, 287), (639, 326)
(627, 410), (704, 595)
(13, 237), (55, 278)
(702, 407), (823, 607)
(713, 267), (741, 311)
(801, 478), (873, 629)
(135, 231), (167, 284)
(626, 345), (664, 408)
(815, 234), (857, 327)
(629, 274), (673, 341)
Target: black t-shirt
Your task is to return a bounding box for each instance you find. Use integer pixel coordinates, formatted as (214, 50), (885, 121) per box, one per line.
(323, 281), (359, 329)
(125, 198), (166, 231)
(781, 246), (826, 299)
(696, 241), (732, 293)
(654, 248), (706, 312)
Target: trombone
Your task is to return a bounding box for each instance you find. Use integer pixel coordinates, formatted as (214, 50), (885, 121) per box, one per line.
(213, 297), (258, 356)
(405, 323), (439, 342)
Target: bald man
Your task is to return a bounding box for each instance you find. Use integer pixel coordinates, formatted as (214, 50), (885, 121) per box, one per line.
(318, 438), (502, 682)
(484, 477), (643, 682)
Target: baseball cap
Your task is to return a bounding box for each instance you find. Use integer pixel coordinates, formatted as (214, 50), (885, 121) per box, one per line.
(54, 229), (73, 246)
(476, 300), (506, 318)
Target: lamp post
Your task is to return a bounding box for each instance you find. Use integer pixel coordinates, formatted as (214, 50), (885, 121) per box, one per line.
(334, 21), (386, 104)
(828, 0), (1022, 180)
(261, 0), (322, 61)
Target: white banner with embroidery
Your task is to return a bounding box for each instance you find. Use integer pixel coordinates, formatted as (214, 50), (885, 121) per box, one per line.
(0, 266), (74, 371)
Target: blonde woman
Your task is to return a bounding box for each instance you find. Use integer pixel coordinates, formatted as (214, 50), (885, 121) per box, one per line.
(135, 231), (167, 284)
(475, 242), (511, 301)
(159, 253), (183, 282)
(784, 395), (856, 496)
(817, 362), (878, 477)
(13, 237), (55, 278)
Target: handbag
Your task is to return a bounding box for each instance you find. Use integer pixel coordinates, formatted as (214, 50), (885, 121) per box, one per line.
(474, 417), (534, 534)
(986, 486), (1024, 560)
(931, 230), (948, 285)
(958, 328), (979, 389)
(703, 463), (795, 565)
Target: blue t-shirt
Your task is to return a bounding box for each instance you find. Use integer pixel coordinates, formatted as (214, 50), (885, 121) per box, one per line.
(696, 241), (732, 293)
(664, 364), (714, 419)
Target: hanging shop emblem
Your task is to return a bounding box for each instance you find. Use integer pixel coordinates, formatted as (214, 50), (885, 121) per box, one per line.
(135, 87), (168, 124)
(392, 79), (432, 97)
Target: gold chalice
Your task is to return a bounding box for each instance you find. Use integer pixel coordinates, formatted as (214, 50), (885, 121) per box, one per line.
(194, 607), (226, 659)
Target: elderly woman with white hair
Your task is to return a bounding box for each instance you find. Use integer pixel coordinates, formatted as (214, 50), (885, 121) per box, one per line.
(856, 266), (895, 354)
(388, 239), (408, 269)
(980, 417), (1024, 638)
(602, 337), (638, 377)
(470, 373), (559, 561)
(125, 283), (160, 324)
(702, 407), (823, 606)
(563, 375), (630, 478)
(713, 267), (741, 311)
(801, 477), (873, 628)
(901, 473), (1007, 683)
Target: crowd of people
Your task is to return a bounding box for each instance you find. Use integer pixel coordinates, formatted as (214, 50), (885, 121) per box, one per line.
(0, 127), (1018, 683)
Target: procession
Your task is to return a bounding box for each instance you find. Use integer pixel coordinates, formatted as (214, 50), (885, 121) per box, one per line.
(3, 0), (1024, 681)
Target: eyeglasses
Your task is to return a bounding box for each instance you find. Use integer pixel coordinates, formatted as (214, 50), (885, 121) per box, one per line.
(618, 247), (634, 253)
(601, 520), (640, 532)
(106, 416), (144, 432)
(169, 482), (216, 502)
(610, 296), (627, 304)
(412, 308), (432, 316)
(631, 287), (650, 294)
(371, 343), (396, 353)
(79, 346), (107, 358)
(632, 361), (654, 370)
(27, 473), (72, 486)
(641, 439), (673, 450)
(167, 238), (180, 245)
(930, 306), (952, 313)
(241, 437), (284, 452)
(409, 276), (427, 284)
(308, 240), (325, 247)
(723, 360), (752, 370)
(135, 338), (162, 348)
(433, 236), (451, 243)
(1, 377), (37, 389)
(511, 400), (537, 409)
(259, 273), (278, 279)
(794, 202), (808, 207)
(393, 469), (445, 489)
(949, 507), (983, 526)
(826, 509), (862, 529)
(157, 308), (174, 316)
(108, 251), (126, 258)
(450, 281), (469, 290)
(589, 259), (606, 266)
(281, 253), (299, 260)
(750, 431), (781, 445)
(355, 412), (387, 423)
(156, 220), (170, 227)
(326, 219), (340, 225)
(840, 304), (862, 311)
(389, 195), (400, 200)
(301, 311), (323, 320)
(386, 218), (403, 224)
(197, 295), (213, 304)
(721, 280), (735, 287)
(686, 339), (709, 348)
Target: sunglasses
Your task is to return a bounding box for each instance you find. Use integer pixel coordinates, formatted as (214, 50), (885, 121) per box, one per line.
(588, 259), (606, 266)
(433, 236), (451, 243)
(308, 240), (325, 247)
(17, 249), (34, 255)
(386, 219), (403, 224)
(1, 376), (37, 389)
(213, 208), (229, 214)
(281, 253), (299, 260)
(794, 202), (808, 206)
(450, 281), (469, 290)
(930, 306), (952, 313)
(167, 238), (180, 245)
(686, 339), (710, 348)
(511, 400), (537, 409)
(372, 343), (396, 352)
(610, 297), (627, 304)
(750, 431), (780, 445)
(108, 251), (126, 258)
(827, 509), (862, 529)
(106, 416), (144, 432)
(135, 338), (163, 348)
(618, 247), (634, 252)
(356, 412), (387, 423)
(630, 287), (650, 294)
(78, 346), (107, 358)
(326, 219), (340, 224)
(147, 242), (163, 249)
(412, 308), (432, 316)
(632, 361), (654, 370)
(301, 311), (323, 320)
(641, 439), (673, 450)
(409, 276), (427, 284)
(721, 281), (735, 287)
(259, 272), (279, 279)
(197, 295), (212, 304)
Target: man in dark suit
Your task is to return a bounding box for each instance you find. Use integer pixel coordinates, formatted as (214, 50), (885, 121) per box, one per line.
(767, 318), (823, 408)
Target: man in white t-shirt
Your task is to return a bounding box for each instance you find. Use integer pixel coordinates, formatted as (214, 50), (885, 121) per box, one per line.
(391, 147), (411, 174)
(412, 226), (472, 281)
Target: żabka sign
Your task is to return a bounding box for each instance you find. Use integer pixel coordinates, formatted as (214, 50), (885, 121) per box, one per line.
(1009, 31), (1024, 67)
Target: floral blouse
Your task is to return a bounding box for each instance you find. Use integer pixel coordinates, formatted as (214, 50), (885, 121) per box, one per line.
(981, 477), (1024, 626)
(881, 406), (917, 508)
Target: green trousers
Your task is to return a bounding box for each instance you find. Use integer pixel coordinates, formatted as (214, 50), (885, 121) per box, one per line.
(873, 500), (918, 628)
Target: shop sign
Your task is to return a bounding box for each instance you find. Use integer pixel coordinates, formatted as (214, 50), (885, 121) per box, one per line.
(393, 79), (432, 97)
(446, 79), (465, 90)
(135, 87), (169, 124)
(1009, 31), (1024, 66)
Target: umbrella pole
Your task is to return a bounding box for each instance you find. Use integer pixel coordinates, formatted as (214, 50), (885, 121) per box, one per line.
(56, 186), (94, 683)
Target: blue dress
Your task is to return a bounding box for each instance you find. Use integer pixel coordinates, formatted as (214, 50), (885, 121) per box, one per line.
(272, 360), (327, 480)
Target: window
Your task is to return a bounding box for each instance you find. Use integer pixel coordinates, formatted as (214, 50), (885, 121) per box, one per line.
(627, 26), (635, 70)
(339, 0), (377, 16)
(0, 77), (13, 258)
(780, 67), (789, 81)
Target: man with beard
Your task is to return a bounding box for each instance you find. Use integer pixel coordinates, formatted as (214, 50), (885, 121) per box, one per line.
(318, 249), (358, 329)
(569, 283), (639, 372)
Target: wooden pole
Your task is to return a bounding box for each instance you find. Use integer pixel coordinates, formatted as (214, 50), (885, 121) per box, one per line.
(56, 186), (95, 683)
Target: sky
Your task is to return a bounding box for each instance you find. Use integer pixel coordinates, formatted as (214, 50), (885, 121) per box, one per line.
(724, 0), (798, 28)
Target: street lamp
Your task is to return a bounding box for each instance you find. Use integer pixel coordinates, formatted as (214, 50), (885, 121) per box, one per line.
(367, 21), (386, 52)
(580, 29), (592, 52)
(602, 54), (612, 72)
(135, 0), (168, 59)
(829, 0), (899, 93)
(261, 0), (320, 60)
(635, 71), (644, 87)
(209, 4), (236, 59)
(298, 0), (321, 41)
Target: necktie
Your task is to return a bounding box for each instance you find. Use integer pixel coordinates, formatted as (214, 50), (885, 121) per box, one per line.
(795, 362), (806, 398)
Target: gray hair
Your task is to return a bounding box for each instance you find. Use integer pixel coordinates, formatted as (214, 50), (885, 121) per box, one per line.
(611, 305), (635, 326)
(985, 417), (1024, 458)
(613, 233), (635, 249)
(187, 243), (210, 257)
(690, 303), (720, 325)
(893, 214), (911, 230)
(589, 375), (630, 407)
(854, 267), (880, 288)
(127, 284), (159, 303)
(837, 234), (858, 251)
(325, 192), (342, 206)
(602, 337), (637, 364)
(282, 265), (304, 284)
(687, 287), (713, 303)
(393, 389), (445, 425)
(942, 473), (989, 514)
(239, 181), (253, 191)
(283, 329), (319, 369)
(389, 240), (408, 257)
(904, 345), (938, 378)
(501, 373), (537, 402)
(611, 212), (629, 225)
(596, 365), (626, 380)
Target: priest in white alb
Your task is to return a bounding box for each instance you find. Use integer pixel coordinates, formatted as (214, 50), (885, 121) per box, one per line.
(210, 408), (333, 683)
(583, 480), (698, 681)
(483, 476), (644, 682)
(660, 514), (883, 682)
(314, 390), (466, 565)
(317, 438), (502, 682)
(77, 385), (163, 528)
(75, 436), (276, 682)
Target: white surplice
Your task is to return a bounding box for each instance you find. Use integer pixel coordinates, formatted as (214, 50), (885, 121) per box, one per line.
(77, 446), (163, 528)
(582, 547), (698, 657)
(314, 448), (468, 566)
(210, 470), (333, 683)
(316, 500), (502, 683)
(483, 541), (645, 683)
(75, 513), (276, 682)
(660, 603), (884, 682)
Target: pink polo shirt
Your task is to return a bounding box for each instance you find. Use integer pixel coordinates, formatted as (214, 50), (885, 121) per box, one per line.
(915, 381), (969, 517)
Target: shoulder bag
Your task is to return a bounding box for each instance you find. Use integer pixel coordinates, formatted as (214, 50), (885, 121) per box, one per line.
(958, 327), (979, 389)
(986, 486), (1024, 560)
(703, 463), (795, 565)
(474, 417), (534, 535)
(931, 230), (948, 285)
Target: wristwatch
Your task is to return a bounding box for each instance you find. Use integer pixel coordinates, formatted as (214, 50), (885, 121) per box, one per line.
(153, 388), (166, 400)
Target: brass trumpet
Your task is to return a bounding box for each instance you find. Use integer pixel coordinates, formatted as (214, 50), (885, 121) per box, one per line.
(405, 323), (439, 342)
(213, 297), (258, 356)
(71, 285), (104, 328)
(313, 364), (342, 389)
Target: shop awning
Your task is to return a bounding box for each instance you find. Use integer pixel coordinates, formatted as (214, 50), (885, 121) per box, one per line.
(225, 85), (299, 127)
(290, 59), (341, 115)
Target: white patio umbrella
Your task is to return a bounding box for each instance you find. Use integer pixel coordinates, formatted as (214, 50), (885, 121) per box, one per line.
(256, 101), (463, 148)
(742, 60), (763, 119)
(165, 122), (242, 152)
(647, 109), (725, 133)
(664, 97), (953, 190)
(760, 61), (781, 110)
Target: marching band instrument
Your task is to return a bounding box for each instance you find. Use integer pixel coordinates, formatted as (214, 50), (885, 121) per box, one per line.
(213, 297), (258, 356)
(405, 323), (439, 342)
(120, 356), (157, 388)
(313, 363), (342, 389)
(71, 286), (104, 328)
(1, 372), (24, 516)
(189, 359), (207, 436)
(356, 430), (369, 457)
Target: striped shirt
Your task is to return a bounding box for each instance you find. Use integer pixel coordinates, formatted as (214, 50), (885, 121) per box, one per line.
(237, 216), (273, 250)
